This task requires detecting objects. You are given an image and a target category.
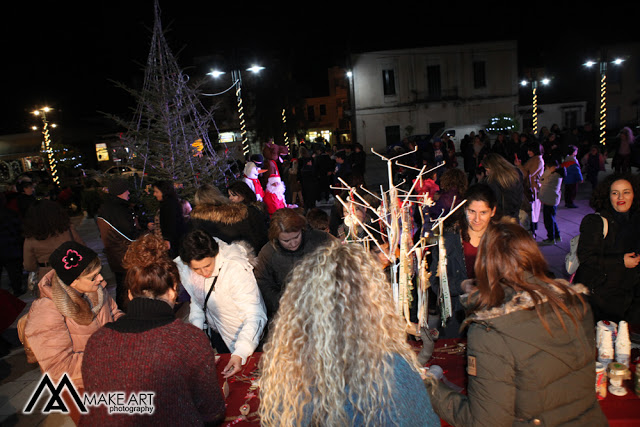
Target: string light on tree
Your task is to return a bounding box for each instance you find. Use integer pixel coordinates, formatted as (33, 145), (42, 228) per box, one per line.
(584, 56), (626, 146)
(32, 107), (59, 185)
(486, 114), (518, 133)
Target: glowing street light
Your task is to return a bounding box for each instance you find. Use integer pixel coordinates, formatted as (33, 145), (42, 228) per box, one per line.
(520, 78), (550, 135)
(32, 106), (59, 185)
(583, 56), (626, 146)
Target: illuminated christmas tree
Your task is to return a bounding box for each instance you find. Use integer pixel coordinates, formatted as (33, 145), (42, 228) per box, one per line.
(105, 0), (236, 200)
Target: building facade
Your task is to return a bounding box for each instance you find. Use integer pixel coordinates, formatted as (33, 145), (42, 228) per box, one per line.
(518, 101), (588, 134)
(350, 40), (519, 152)
(302, 67), (352, 147)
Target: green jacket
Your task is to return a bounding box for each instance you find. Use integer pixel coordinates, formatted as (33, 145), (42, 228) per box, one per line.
(427, 276), (608, 427)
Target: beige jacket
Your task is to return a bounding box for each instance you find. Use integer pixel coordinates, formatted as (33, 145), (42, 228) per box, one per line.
(24, 270), (123, 389)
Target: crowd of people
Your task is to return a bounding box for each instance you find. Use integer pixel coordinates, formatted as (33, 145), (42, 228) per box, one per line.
(1, 123), (639, 426)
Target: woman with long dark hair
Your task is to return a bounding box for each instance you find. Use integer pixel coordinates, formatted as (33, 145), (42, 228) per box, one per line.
(574, 172), (640, 324)
(80, 233), (225, 426)
(427, 183), (498, 338)
(481, 152), (523, 222)
(426, 220), (607, 426)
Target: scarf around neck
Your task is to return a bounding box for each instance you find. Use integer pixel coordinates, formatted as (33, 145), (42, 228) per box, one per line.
(50, 274), (106, 325)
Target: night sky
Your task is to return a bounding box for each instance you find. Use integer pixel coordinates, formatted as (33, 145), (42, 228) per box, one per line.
(2, 1), (639, 135)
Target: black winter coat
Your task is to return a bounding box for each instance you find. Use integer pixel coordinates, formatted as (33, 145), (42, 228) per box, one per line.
(189, 203), (268, 256)
(574, 208), (640, 323)
(96, 195), (140, 274)
(254, 228), (334, 320)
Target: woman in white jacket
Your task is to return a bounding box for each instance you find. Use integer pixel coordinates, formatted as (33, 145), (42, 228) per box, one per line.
(175, 228), (267, 377)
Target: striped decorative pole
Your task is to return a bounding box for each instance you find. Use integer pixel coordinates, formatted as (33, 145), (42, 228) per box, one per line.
(33, 107), (59, 185)
(599, 62), (607, 146)
(584, 57), (625, 147)
(232, 70), (250, 157)
(532, 81), (538, 135)
(282, 108), (289, 148)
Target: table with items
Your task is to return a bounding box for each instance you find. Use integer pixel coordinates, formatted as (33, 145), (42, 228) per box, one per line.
(216, 338), (640, 427)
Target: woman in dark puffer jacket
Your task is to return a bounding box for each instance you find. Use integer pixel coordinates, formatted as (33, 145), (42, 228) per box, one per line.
(189, 183), (268, 257)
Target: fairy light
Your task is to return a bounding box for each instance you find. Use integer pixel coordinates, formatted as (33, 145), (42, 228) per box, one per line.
(32, 107), (59, 185)
(532, 84), (538, 135)
(238, 88), (248, 155)
(282, 108), (289, 148)
(600, 72), (607, 145)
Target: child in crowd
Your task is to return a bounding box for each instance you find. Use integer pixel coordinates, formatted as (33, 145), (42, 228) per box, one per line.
(413, 164), (439, 200)
(583, 145), (606, 190)
(539, 159), (566, 245)
(561, 145), (583, 208)
(306, 208), (330, 233)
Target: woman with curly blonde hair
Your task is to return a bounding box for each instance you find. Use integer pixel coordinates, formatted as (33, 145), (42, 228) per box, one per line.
(259, 241), (439, 427)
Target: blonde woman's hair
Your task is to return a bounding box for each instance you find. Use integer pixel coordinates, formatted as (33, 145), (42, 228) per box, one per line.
(259, 241), (420, 427)
(194, 183), (228, 206)
(482, 152), (521, 189)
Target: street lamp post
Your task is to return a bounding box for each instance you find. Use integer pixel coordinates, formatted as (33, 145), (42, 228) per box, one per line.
(584, 56), (625, 146)
(520, 78), (550, 136)
(207, 65), (264, 157)
(32, 107), (59, 185)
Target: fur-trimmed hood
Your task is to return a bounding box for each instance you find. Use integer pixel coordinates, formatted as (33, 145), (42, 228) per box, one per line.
(460, 274), (594, 374)
(461, 274), (589, 323)
(190, 202), (248, 225)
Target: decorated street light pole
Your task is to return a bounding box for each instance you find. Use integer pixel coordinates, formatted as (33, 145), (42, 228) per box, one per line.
(208, 65), (264, 158)
(584, 56), (625, 146)
(520, 77), (550, 136)
(32, 107), (59, 185)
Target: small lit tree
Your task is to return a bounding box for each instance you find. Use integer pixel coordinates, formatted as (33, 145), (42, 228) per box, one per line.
(486, 113), (519, 133)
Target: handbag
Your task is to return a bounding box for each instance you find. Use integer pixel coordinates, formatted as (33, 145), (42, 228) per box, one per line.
(565, 214), (608, 275)
(27, 271), (39, 292)
(201, 275), (219, 343)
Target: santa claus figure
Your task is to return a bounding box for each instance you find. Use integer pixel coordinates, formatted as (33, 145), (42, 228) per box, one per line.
(263, 172), (298, 215)
(262, 141), (297, 215)
(243, 161), (266, 201)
